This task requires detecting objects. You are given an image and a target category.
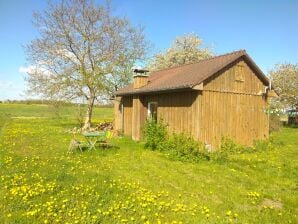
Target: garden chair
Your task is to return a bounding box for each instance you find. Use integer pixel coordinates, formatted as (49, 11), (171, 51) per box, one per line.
(68, 139), (84, 153)
(68, 131), (87, 153)
(99, 130), (114, 148)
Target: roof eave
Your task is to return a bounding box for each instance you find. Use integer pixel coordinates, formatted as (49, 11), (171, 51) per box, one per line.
(115, 85), (194, 96)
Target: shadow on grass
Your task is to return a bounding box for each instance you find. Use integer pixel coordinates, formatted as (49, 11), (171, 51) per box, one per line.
(69, 144), (120, 157)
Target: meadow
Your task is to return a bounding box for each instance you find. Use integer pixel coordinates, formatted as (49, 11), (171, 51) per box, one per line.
(0, 103), (297, 224)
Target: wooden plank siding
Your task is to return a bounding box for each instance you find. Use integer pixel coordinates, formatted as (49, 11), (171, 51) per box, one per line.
(144, 91), (198, 137)
(122, 96), (133, 136)
(132, 95), (147, 140)
(196, 91), (268, 147)
(113, 96), (122, 132)
(114, 59), (269, 148)
(204, 59), (265, 94)
(198, 59), (269, 147)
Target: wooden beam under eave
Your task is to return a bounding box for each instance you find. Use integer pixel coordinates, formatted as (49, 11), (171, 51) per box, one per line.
(192, 83), (204, 91)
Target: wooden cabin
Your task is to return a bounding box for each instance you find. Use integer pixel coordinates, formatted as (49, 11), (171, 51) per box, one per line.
(114, 50), (275, 148)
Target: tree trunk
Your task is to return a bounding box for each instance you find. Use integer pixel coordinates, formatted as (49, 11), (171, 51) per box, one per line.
(83, 96), (95, 130)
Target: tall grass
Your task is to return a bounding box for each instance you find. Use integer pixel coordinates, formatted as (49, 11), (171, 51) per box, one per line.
(0, 104), (297, 223)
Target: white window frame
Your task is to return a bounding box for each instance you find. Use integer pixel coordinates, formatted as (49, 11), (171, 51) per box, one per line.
(147, 102), (158, 120)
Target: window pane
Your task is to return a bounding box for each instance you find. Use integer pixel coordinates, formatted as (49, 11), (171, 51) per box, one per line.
(148, 102), (157, 121)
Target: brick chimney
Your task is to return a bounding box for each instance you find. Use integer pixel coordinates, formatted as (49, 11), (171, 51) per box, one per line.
(133, 68), (149, 89)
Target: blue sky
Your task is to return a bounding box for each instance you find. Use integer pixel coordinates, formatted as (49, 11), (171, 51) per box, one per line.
(0, 0), (297, 100)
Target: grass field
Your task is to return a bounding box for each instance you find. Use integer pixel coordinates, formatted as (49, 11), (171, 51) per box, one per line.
(0, 104), (297, 224)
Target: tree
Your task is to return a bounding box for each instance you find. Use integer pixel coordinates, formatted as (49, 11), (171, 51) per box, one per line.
(25, 0), (148, 129)
(149, 33), (213, 70)
(269, 63), (298, 110)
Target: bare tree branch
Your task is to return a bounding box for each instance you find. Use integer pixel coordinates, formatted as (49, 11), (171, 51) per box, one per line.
(25, 0), (149, 129)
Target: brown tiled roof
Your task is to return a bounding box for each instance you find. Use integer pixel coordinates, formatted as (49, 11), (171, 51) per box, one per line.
(116, 50), (269, 96)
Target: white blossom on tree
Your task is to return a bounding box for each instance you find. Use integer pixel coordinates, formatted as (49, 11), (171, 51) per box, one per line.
(149, 33), (213, 70)
(269, 63), (298, 110)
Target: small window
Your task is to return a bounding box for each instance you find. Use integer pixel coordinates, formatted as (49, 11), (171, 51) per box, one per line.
(235, 65), (245, 82)
(148, 102), (158, 121)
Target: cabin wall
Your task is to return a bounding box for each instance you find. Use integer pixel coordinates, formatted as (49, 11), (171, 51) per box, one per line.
(144, 91), (198, 136)
(122, 96), (133, 136)
(114, 96), (122, 132)
(196, 92), (268, 147)
(204, 59), (265, 94)
(114, 91), (199, 139)
(132, 95), (147, 140)
(198, 59), (269, 147)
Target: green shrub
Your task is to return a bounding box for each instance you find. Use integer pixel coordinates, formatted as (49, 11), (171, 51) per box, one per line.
(143, 120), (209, 162)
(210, 136), (283, 162)
(160, 133), (209, 162)
(220, 137), (246, 153)
(144, 120), (281, 163)
(209, 137), (249, 162)
(143, 119), (167, 150)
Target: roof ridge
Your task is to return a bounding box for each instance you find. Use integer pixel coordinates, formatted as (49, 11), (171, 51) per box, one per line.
(150, 49), (247, 74)
(115, 49), (271, 96)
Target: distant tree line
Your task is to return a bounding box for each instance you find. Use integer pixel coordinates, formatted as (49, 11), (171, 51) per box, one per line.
(0, 99), (113, 107)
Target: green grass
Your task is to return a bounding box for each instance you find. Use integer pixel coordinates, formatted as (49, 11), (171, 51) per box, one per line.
(0, 104), (297, 223)
(0, 103), (113, 122)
